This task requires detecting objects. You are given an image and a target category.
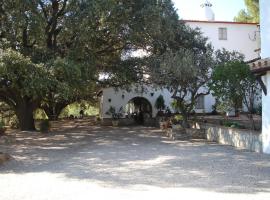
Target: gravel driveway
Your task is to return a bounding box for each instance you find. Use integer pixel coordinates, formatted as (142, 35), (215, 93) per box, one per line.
(1, 123), (270, 200)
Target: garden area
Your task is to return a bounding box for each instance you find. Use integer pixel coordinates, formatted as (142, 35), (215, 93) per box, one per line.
(1, 1), (270, 199)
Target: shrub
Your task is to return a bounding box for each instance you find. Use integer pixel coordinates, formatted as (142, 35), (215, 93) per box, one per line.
(170, 114), (183, 125)
(223, 121), (244, 129)
(155, 95), (165, 111)
(39, 120), (50, 133)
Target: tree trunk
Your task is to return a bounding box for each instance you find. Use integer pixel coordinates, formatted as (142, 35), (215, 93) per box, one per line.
(182, 115), (190, 128)
(16, 103), (36, 131)
(247, 113), (256, 130)
(43, 102), (67, 120)
(43, 105), (57, 120)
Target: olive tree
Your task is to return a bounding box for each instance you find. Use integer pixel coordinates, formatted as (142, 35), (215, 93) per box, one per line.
(148, 26), (215, 127)
(210, 59), (260, 129)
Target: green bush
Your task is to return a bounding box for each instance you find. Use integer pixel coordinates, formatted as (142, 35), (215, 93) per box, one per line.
(155, 95), (165, 111)
(171, 114), (183, 125)
(223, 121), (244, 129)
(174, 114), (183, 121)
(39, 120), (50, 133)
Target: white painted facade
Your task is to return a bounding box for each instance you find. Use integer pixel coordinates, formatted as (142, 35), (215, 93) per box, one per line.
(99, 85), (215, 119)
(100, 86), (171, 119)
(185, 21), (259, 61)
(260, 0), (270, 154)
(99, 2), (260, 120)
(262, 71), (270, 154)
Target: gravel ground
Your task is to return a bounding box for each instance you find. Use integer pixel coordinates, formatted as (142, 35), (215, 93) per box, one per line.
(1, 123), (270, 200)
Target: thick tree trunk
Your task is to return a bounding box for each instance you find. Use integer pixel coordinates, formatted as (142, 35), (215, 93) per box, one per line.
(16, 104), (35, 131)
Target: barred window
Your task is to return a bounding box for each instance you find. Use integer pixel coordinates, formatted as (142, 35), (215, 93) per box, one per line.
(218, 27), (227, 40)
(195, 96), (204, 109)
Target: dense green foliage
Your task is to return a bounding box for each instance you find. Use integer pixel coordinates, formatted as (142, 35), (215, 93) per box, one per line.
(223, 121), (244, 129)
(234, 0), (259, 23)
(1, 0), (248, 131)
(0, 0), (183, 130)
(209, 49), (260, 129)
(147, 26), (214, 127)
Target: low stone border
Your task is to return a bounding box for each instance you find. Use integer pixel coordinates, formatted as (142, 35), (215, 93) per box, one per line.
(164, 127), (205, 141)
(196, 123), (262, 153)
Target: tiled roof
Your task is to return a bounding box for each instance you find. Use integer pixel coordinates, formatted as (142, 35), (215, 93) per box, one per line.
(249, 58), (270, 73)
(182, 20), (258, 25)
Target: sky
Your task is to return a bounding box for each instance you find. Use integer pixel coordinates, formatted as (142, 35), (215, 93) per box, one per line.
(172, 0), (246, 21)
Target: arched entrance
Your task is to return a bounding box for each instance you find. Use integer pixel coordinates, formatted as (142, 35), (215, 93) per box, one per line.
(125, 97), (152, 124)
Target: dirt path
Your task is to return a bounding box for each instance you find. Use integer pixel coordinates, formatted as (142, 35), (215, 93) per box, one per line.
(1, 121), (270, 200)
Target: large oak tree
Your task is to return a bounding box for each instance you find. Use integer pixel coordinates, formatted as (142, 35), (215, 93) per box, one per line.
(0, 0), (184, 130)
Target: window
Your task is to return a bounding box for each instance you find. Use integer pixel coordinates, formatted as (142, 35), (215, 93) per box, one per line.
(195, 96), (204, 109)
(218, 27), (227, 40)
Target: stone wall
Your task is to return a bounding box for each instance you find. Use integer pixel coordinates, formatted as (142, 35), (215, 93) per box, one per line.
(198, 123), (262, 153)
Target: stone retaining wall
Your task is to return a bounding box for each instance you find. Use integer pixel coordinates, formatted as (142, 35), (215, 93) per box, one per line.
(197, 123), (262, 153)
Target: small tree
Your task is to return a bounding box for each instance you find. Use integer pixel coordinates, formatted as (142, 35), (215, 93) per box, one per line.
(210, 61), (260, 129)
(155, 95), (165, 111)
(149, 45), (214, 128)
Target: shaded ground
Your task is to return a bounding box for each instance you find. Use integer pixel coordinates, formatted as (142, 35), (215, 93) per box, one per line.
(0, 120), (270, 200)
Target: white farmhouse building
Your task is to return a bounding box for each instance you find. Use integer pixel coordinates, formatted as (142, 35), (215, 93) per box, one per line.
(98, 1), (260, 123)
(248, 0), (270, 154)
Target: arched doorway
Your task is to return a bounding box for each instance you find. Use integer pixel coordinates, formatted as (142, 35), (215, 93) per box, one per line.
(125, 97), (152, 124)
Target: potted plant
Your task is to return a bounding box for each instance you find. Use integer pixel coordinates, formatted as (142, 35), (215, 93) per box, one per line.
(39, 120), (50, 133)
(0, 121), (6, 135)
(171, 114), (183, 130)
(155, 95), (165, 116)
(106, 106), (123, 126)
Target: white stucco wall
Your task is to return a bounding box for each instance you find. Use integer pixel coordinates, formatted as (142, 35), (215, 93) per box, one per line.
(260, 0), (270, 58)
(262, 72), (270, 153)
(260, 0), (270, 154)
(100, 85), (215, 118)
(100, 85), (172, 118)
(185, 21), (259, 61)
